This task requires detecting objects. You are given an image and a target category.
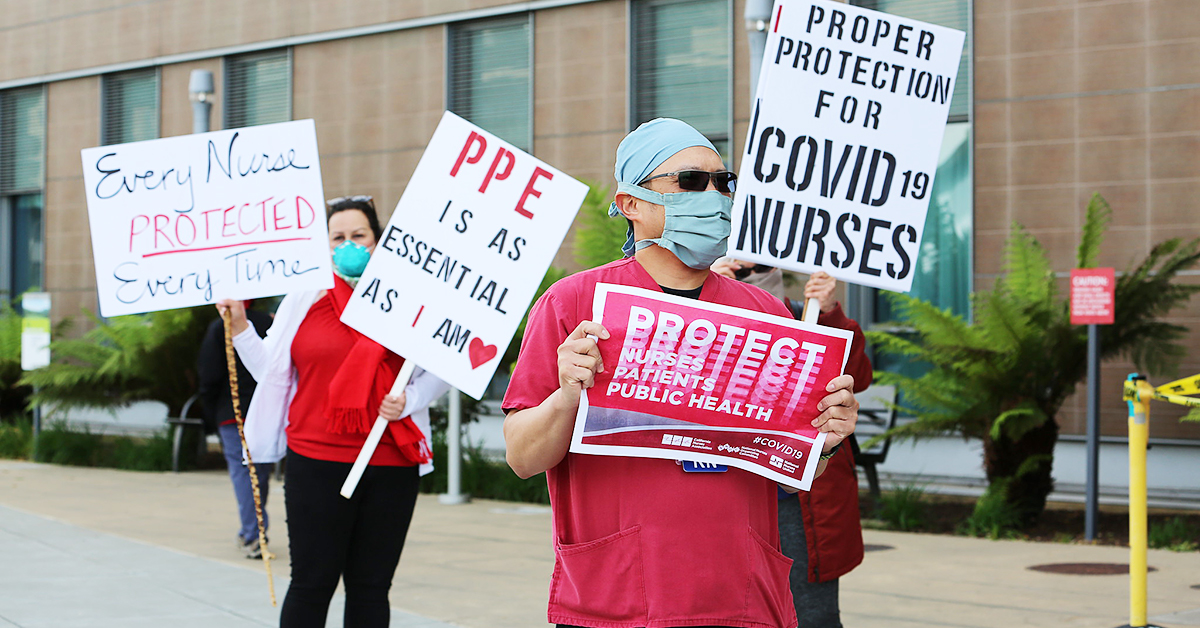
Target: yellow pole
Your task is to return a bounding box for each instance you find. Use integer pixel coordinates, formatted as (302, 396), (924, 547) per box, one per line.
(1124, 375), (1152, 628)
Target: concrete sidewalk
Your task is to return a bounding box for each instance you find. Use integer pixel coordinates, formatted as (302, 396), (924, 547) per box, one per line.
(0, 459), (1197, 628)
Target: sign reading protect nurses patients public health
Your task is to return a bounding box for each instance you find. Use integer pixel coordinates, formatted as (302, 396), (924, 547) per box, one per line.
(571, 284), (853, 490)
(340, 112), (587, 401)
(730, 0), (965, 293)
(81, 120), (331, 317)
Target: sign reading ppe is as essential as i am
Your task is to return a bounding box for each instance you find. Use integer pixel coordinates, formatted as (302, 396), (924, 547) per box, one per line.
(81, 120), (332, 317)
(730, 0), (965, 293)
(340, 111), (588, 401)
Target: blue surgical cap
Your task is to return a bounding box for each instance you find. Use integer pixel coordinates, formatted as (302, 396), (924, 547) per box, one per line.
(609, 118), (719, 255)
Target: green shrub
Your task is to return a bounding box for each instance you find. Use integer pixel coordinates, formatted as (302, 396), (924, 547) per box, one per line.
(32, 421), (175, 471)
(877, 482), (928, 531)
(959, 479), (1022, 539)
(1149, 517), (1200, 552)
(0, 416), (32, 459)
(420, 429), (549, 504)
(20, 306), (212, 417)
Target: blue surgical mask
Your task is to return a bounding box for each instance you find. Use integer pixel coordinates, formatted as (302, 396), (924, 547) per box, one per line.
(615, 183), (733, 270)
(332, 241), (371, 278)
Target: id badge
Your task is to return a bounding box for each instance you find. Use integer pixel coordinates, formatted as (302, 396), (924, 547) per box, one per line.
(681, 460), (728, 473)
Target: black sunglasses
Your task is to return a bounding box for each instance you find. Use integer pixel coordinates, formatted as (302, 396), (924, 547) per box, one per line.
(640, 170), (737, 194)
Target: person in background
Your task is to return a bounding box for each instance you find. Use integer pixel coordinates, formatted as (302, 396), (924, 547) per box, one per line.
(197, 301), (275, 559)
(713, 261), (871, 628)
(218, 196), (450, 628)
(503, 118), (861, 628)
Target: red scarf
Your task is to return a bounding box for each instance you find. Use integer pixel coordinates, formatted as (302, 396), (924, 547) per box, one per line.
(324, 277), (430, 465)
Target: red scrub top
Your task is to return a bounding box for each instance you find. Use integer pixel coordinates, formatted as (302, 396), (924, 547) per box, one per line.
(503, 258), (799, 628)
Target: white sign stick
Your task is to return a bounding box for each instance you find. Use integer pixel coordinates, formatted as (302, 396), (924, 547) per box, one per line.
(802, 297), (821, 324)
(339, 359), (417, 498)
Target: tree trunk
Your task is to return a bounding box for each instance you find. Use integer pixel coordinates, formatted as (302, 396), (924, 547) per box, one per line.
(981, 416), (1059, 527)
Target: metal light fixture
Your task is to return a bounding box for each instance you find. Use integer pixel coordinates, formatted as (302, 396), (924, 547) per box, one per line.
(188, 69), (215, 133)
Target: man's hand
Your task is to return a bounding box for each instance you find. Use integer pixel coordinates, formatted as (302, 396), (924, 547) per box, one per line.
(557, 321), (610, 405)
(215, 299), (249, 336)
(711, 257), (745, 279)
(812, 374), (858, 451)
(379, 392), (407, 422)
(804, 271), (838, 313)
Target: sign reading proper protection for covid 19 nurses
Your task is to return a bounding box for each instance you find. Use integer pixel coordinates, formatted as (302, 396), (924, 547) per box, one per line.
(730, 0), (965, 293)
(81, 120), (332, 317)
(340, 111), (587, 401)
(571, 284), (854, 490)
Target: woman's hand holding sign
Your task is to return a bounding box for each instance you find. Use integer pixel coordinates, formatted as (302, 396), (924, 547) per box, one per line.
(378, 393), (407, 422)
(215, 299), (250, 336)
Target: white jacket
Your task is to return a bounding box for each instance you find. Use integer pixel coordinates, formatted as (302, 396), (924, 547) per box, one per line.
(232, 289), (449, 476)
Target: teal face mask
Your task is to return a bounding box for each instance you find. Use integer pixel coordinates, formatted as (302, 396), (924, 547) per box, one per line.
(332, 241), (371, 278)
(615, 183), (733, 270)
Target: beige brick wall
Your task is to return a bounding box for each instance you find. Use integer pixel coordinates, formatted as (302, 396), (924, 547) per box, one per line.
(533, 0), (628, 270)
(0, 0), (565, 83)
(974, 0), (1200, 439)
(44, 78), (101, 326)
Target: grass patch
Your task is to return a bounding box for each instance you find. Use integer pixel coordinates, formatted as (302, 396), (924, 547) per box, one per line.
(420, 430), (549, 504)
(1149, 516), (1200, 552)
(0, 420), (181, 471)
(0, 416), (32, 459)
(875, 482), (929, 531)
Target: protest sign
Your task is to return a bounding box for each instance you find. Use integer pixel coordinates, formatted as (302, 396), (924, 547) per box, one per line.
(1070, 268), (1115, 325)
(340, 111), (588, 401)
(81, 120), (331, 317)
(729, 0), (965, 293)
(570, 284), (853, 490)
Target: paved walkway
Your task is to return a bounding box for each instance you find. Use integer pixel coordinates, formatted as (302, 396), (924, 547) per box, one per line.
(0, 459), (1197, 627)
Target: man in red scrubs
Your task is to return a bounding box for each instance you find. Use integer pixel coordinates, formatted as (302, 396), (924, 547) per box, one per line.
(503, 118), (860, 628)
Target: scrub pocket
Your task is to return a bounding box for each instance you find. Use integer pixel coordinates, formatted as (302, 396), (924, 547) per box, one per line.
(745, 525), (797, 628)
(551, 525), (647, 624)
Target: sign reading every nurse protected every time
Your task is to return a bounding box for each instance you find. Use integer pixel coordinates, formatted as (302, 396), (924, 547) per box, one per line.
(730, 0), (966, 293)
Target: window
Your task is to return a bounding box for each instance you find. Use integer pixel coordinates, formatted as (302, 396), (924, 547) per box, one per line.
(102, 69), (160, 145)
(0, 87), (46, 302)
(845, 0), (972, 322)
(224, 49), (292, 129)
(448, 15), (533, 152)
(631, 0), (732, 159)
(854, 0), (969, 121)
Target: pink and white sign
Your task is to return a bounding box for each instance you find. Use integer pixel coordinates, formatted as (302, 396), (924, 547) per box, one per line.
(1070, 268), (1115, 325)
(570, 284), (854, 490)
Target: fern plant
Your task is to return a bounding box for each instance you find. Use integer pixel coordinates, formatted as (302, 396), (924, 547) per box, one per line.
(573, 181), (628, 269)
(869, 194), (1200, 527)
(19, 306), (213, 417)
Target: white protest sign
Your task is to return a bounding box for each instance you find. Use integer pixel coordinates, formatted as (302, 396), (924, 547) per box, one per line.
(81, 120), (332, 316)
(730, 0), (965, 293)
(340, 111), (587, 400)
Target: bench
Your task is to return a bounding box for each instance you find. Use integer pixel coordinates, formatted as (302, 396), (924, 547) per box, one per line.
(850, 384), (897, 499)
(166, 393), (205, 473)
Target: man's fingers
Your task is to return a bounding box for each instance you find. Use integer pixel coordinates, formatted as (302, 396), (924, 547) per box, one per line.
(567, 320), (610, 342)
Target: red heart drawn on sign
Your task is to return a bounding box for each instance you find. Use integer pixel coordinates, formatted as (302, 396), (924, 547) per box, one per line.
(468, 337), (498, 370)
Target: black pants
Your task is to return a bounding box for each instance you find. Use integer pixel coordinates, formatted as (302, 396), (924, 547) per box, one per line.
(777, 497), (841, 628)
(280, 450), (420, 628)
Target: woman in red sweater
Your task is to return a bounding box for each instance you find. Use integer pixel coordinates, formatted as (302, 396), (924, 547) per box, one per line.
(219, 197), (449, 628)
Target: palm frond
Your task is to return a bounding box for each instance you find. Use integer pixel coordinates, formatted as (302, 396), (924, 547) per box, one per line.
(1076, 193), (1112, 269)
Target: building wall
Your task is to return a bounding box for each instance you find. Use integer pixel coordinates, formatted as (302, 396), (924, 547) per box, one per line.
(6, 0), (1198, 441)
(0, 0), (567, 83)
(974, 0), (1200, 440)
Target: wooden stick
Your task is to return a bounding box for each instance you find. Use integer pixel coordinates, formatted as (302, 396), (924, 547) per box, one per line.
(222, 311), (276, 607)
(339, 359), (418, 498)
